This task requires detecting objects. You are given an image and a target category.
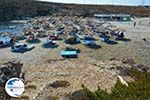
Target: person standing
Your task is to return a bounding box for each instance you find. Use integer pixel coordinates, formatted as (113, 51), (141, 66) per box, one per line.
(139, 21), (141, 25)
(134, 22), (136, 27)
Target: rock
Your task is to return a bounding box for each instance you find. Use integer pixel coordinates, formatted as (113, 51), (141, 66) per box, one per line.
(109, 57), (135, 65)
(0, 59), (24, 99)
(108, 65), (116, 70)
(142, 38), (147, 42)
(0, 67), (12, 75)
(48, 80), (70, 88)
(119, 67), (131, 76)
(7, 59), (23, 74)
(109, 57), (118, 61)
(117, 75), (128, 87)
(67, 90), (86, 100)
(134, 64), (149, 72)
(121, 57), (135, 65)
(45, 96), (51, 100)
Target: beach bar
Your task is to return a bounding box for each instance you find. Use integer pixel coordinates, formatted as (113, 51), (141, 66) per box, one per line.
(94, 14), (131, 21)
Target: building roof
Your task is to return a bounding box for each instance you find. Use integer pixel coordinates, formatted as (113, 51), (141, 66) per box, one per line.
(94, 14), (131, 17)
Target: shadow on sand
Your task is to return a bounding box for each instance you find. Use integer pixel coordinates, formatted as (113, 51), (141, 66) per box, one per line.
(11, 48), (34, 53)
(42, 44), (59, 49)
(116, 38), (131, 42)
(27, 39), (41, 44)
(105, 40), (118, 45)
(0, 45), (10, 48)
(85, 44), (101, 49)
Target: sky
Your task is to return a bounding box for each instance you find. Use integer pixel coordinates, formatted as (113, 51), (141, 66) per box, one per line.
(38, 0), (150, 6)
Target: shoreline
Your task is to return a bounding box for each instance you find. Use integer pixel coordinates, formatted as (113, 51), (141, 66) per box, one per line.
(10, 20), (28, 24)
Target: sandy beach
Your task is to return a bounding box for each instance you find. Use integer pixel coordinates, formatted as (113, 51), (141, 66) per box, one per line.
(0, 17), (150, 99)
(1, 18), (150, 66)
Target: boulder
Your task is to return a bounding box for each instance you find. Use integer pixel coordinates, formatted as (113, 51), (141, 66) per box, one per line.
(134, 64), (149, 72)
(48, 80), (70, 88)
(0, 59), (24, 98)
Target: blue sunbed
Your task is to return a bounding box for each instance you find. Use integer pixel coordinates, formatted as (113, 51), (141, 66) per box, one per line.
(100, 35), (109, 42)
(60, 51), (77, 58)
(82, 40), (96, 45)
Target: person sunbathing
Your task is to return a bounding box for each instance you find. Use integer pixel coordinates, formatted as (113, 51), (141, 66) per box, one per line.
(116, 31), (124, 40)
(120, 32), (124, 38)
(0, 41), (4, 46)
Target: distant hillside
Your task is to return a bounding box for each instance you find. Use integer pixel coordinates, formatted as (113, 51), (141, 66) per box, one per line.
(0, 0), (58, 21)
(60, 4), (150, 17)
(0, 0), (150, 21)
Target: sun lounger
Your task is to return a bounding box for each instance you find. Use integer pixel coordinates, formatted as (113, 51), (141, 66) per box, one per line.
(11, 43), (34, 52)
(82, 40), (96, 45)
(60, 51), (78, 58)
(43, 39), (58, 48)
(99, 35), (110, 42)
(0, 35), (11, 47)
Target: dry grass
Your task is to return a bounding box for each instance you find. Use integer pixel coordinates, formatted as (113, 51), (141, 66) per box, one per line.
(26, 85), (37, 90)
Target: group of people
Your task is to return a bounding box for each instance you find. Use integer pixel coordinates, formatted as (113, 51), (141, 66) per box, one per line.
(100, 30), (125, 40)
(25, 16), (113, 39)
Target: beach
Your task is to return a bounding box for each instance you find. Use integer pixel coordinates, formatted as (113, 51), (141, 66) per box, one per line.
(1, 18), (150, 66)
(0, 17), (150, 99)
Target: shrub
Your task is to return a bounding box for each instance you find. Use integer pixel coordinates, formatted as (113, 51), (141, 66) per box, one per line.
(80, 68), (150, 100)
(26, 85), (37, 90)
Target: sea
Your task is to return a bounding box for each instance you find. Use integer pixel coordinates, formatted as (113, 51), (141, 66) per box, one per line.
(0, 21), (28, 35)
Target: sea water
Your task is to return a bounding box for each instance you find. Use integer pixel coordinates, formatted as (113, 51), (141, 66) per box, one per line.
(0, 22), (27, 35)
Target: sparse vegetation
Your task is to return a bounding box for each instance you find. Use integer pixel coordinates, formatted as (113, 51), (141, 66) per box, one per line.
(26, 84), (37, 90)
(11, 95), (29, 100)
(49, 80), (70, 88)
(51, 96), (59, 100)
(20, 95), (30, 100)
(78, 68), (150, 100)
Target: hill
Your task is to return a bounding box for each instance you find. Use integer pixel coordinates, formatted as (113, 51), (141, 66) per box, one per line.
(0, 0), (150, 21)
(0, 0), (57, 21)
